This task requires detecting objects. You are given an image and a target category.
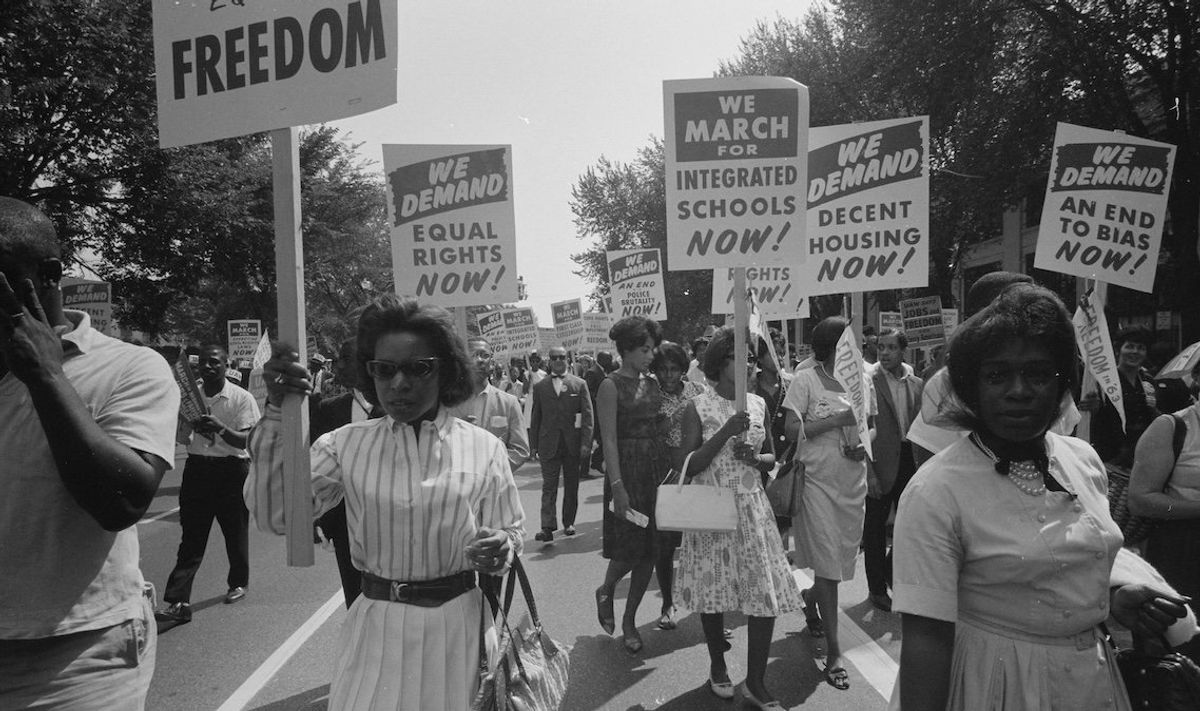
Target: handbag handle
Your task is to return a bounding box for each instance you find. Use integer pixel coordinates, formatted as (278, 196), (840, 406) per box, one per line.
(673, 450), (719, 493)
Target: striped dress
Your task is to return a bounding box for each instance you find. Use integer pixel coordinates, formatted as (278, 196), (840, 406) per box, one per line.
(246, 406), (525, 711)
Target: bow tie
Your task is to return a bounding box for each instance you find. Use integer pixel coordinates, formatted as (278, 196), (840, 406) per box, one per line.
(551, 374), (565, 379)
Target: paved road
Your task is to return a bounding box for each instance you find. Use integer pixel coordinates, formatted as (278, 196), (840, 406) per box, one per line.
(141, 452), (900, 710)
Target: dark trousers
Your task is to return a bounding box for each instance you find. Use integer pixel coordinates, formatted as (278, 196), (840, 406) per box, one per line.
(164, 456), (250, 603)
(863, 441), (916, 596)
(316, 501), (362, 608)
(539, 439), (582, 531)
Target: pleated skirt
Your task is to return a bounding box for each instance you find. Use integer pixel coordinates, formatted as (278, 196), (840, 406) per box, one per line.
(329, 587), (491, 711)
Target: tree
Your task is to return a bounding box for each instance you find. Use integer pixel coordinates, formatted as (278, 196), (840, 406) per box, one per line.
(570, 140), (719, 342)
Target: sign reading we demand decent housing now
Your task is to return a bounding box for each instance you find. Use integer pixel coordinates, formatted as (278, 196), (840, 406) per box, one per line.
(384, 145), (519, 307)
(1034, 123), (1176, 293)
(664, 77), (809, 269)
(153, 0), (398, 148)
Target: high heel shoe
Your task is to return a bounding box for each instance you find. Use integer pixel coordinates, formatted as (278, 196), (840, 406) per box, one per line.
(622, 628), (643, 654)
(595, 586), (615, 635)
(737, 681), (785, 709)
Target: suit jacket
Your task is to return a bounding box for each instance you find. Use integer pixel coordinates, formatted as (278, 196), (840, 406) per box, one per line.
(528, 373), (593, 459)
(869, 364), (924, 493)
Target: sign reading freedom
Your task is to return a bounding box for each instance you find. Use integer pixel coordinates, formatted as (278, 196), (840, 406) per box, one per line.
(152, 0), (398, 148)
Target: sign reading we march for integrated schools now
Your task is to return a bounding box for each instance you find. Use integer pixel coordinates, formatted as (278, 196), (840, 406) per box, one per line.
(384, 145), (518, 307)
(800, 117), (930, 296)
(607, 249), (667, 319)
(152, 0), (398, 148)
(664, 77), (809, 269)
(711, 266), (809, 319)
(1034, 123), (1175, 293)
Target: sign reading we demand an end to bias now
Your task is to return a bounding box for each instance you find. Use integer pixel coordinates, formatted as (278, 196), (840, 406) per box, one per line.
(152, 0), (398, 148)
(664, 77), (809, 269)
(607, 248), (667, 319)
(1034, 123), (1176, 293)
(800, 117), (930, 296)
(384, 145), (519, 307)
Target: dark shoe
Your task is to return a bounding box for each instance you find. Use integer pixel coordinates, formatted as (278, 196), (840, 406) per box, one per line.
(595, 586), (615, 635)
(868, 592), (893, 612)
(534, 528), (554, 542)
(224, 586), (247, 604)
(823, 665), (850, 691)
(563, 525), (576, 536)
(156, 602), (192, 624)
(657, 609), (676, 630)
(622, 628), (643, 654)
(801, 589), (824, 637)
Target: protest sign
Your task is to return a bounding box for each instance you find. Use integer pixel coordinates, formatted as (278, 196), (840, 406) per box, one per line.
(664, 77), (809, 269)
(1034, 123), (1175, 293)
(941, 308), (960, 339)
(61, 278), (114, 335)
(831, 327), (872, 460)
(227, 319), (262, 364)
(502, 307), (538, 363)
(552, 299), (585, 350)
(800, 117), (930, 296)
(537, 327), (560, 353)
(900, 296), (945, 348)
(384, 145), (518, 306)
(172, 355), (208, 425)
(152, 0), (398, 148)
(247, 329), (272, 411)
(879, 311), (902, 332)
(607, 248), (667, 319)
(1073, 291), (1125, 432)
(711, 265), (809, 318)
(583, 312), (612, 353)
(476, 310), (507, 360)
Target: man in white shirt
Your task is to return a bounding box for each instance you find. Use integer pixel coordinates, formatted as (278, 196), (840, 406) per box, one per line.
(158, 345), (260, 623)
(445, 337), (529, 471)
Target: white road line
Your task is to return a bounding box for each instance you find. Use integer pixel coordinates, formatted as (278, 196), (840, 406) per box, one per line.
(791, 569), (898, 701)
(215, 590), (344, 711)
(138, 506), (180, 525)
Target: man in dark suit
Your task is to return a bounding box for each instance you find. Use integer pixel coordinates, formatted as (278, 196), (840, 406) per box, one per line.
(583, 351), (610, 474)
(311, 339), (381, 608)
(529, 346), (594, 541)
(864, 327), (923, 612)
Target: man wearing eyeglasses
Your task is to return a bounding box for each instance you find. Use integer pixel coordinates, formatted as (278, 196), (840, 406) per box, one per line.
(445, 337), (529, 472)
(529, 347), (594, 541)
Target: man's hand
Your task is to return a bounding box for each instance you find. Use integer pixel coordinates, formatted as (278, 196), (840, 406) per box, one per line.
(0, 274), (63, 384)
(192, 414), (229, 435)
(263, 344), (312, 406)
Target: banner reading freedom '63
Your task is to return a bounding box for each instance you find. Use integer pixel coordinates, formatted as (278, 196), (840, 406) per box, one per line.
(384, 145), (518, 306)
(664, 77), (809, 269)
(152, 0), (398, 148)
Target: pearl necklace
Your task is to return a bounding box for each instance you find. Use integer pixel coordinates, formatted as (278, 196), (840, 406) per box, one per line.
(971, 434), (1046, 496)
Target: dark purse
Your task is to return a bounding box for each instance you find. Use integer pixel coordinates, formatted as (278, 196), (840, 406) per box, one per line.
(1104, 629), (1200, 711)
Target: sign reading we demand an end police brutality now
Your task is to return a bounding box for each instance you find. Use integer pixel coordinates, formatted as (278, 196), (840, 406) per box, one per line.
(801, 117), (930, 296)
(152, 0), (398, 148)
(607, 249), (667, 319)
(384, 145), (518, 307)
(1034, 123), (1176, 293)
(664, 77), (809, 269)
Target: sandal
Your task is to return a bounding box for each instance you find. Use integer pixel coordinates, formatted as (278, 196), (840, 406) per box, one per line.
(657, 609), (676, 630)
(801, 589), (824, 638)
(823, 665), (850, 691)
(595, 586), (615, 635)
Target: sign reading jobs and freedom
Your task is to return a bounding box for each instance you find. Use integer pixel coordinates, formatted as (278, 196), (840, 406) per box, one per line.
(152, 0), (398, 148)
(900, 296), (945, 348)
(710, 266), (809, 319)
(664, 77), (809, 269)
(1034, 123), (1176, 293)
(384, 145), (518, 307)
(607, 249), (668, 319)
(800, 117), (930, 296)
(552, 299), (585, 350)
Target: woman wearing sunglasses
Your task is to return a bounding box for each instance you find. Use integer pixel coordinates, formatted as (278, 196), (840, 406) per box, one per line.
(893, 284), (1189, 711)
(246, 295), (524, 711)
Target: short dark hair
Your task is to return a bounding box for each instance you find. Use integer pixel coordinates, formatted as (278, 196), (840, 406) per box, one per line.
(946, 284), (1076, 429)
(609, 316), (662, 356)
(879, 327), (908, 351)
(964, 271), (1034, 317)
(651, 341), (690, 374)
(0, 197), (61, 272)
(354, 294), (474, 408)
(691, 336), (711, 354)
(811, 316), (848, 362)
(702, 326), (736, 381)
(1114, 326), (1153, 349)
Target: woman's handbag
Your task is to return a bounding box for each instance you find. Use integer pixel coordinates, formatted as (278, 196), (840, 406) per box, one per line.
(1101, 626), (1200, 711)
(765, 444), (802, 519)
(473, 558), (571, 711)
(656, 451), (739, 533)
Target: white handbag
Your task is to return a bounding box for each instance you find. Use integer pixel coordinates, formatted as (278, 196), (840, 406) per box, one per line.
(655, 451), (739, 533)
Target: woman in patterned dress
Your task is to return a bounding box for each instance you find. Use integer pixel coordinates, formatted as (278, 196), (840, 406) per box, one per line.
(675, 327), (802, 709)
(595, 316), (667, 655)
(652, 340), (707, 631)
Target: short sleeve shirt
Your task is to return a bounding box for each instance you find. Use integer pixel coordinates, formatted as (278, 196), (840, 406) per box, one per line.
(0, 311), (180, 638)
(186, 378), (260, 458)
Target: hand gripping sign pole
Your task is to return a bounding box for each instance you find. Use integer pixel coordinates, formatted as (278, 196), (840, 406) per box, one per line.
(272, 128), (314, 567)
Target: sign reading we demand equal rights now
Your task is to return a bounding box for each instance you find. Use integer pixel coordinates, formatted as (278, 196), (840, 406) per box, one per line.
(1034, 123), (1176, 293)
(710, 266), (809, 319)
(664, 77), (809, 269)
(384, 145), (519, 307)
(800, 117), (930, 296)
(607, 248), (668, 319)
(152, 0), (398, 148)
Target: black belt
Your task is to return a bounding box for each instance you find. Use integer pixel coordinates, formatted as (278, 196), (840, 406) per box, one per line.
(360, 571), (476, 607)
